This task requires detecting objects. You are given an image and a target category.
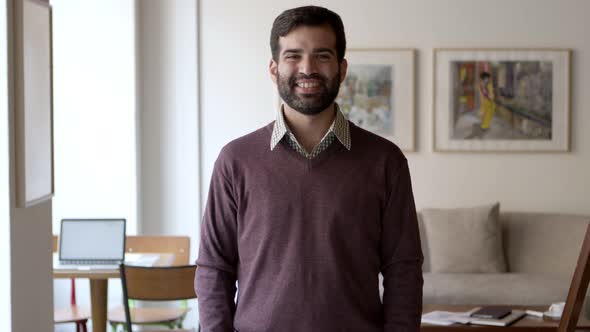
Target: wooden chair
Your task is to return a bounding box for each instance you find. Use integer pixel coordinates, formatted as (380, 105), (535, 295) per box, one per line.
(52, 235), (91, 332)
(557, 220), (590, 332)
(108, 235), (191, 332)
(120, 264), (198, 332)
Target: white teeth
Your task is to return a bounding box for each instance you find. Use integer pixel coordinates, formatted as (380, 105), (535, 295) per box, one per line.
(298, 82), (320, 88)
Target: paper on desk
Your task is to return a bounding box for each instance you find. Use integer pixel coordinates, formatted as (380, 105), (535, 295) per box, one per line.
(124, 253), (160, 267)
(421, 307), (481, 326)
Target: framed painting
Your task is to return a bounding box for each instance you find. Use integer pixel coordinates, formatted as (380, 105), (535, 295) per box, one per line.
(336, 48), (415, 151)
(14, 0), (54, 207)
(433, 48), (571, 152)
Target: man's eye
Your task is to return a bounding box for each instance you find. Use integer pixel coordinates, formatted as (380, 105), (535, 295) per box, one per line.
(317, 54), (331, 60)
(285, 54), (300, 60)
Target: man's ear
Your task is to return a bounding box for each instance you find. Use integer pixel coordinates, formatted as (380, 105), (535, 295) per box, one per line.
(269, 59), (278, 84)
(339, 58), (348, 83)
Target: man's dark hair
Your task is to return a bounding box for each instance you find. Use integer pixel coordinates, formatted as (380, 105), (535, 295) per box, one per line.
(480, 72), (491, 80)
(270, 6), (346, 63)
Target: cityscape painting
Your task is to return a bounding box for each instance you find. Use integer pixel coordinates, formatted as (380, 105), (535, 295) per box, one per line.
(337, 64), (393, 135)
(336, 49), (415, 151)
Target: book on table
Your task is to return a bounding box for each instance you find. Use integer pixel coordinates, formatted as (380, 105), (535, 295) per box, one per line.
(470, 307), (511, 319)
(470, 310), (527, 327)
(422, 307), (527, 327)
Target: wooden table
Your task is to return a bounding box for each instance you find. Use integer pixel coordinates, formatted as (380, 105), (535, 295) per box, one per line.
(422, 304), (590, 332)
(53, 253), (174, 332)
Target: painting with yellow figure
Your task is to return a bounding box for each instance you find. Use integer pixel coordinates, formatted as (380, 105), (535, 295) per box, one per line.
(452, 61), (553, 140)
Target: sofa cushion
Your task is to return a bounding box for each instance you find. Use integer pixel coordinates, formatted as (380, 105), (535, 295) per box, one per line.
(423, 272), (570, 305)
(422, 203), (506, 273)
(500, 212), (589, 274)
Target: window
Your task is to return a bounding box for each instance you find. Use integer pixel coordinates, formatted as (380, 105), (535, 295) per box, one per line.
(51, 0), (137, 234)
(50, 0), (137, 316)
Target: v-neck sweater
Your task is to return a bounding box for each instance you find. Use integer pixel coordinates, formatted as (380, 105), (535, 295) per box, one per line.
(195, 121), (423, 332)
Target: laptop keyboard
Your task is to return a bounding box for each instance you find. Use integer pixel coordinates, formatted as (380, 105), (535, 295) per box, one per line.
(61, 260), (119, 265)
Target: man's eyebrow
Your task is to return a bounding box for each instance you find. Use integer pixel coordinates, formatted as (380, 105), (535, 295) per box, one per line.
(313, 48), (335, 54)
(282, 48), (335, 55)
(282, 49), (303, 54)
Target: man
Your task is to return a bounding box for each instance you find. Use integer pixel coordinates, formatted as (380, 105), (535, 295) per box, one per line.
(478, 71), (496, 132)
(467, 71), (496, 139)
(195, 6), (423, 332)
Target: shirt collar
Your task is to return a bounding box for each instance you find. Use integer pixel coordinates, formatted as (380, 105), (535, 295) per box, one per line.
(270, 104), (351, 151)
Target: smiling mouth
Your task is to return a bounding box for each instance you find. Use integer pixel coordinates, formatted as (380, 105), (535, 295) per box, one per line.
(296, 81), (320, 88)
(294, 80), (324, 94)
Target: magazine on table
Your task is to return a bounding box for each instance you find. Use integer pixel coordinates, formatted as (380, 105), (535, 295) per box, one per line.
(421, 307), (527, 327)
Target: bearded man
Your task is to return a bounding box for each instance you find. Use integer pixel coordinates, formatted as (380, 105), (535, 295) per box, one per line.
(195, 6), (423, 332)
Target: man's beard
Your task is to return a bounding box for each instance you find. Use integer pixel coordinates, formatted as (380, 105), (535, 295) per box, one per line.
(277, 68), (341, 115)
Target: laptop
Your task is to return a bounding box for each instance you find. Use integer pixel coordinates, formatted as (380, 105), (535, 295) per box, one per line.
(54, 218), (126, 270)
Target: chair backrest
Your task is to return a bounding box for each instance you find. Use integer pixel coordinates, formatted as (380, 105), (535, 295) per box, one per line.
(125, 235), (190, 266)
(558, 220), (590, 332)
(120, 264), (197, 332)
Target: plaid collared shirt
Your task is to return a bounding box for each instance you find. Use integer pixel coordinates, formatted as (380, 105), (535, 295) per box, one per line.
(270, 104), (351, 159)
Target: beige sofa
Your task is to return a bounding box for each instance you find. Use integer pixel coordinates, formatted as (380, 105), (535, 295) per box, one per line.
(418, 211), (590, 313)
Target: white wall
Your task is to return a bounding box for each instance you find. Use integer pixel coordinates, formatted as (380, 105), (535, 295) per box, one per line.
(200, 0), (590, 216)
(0, 0), (13, 329)
(2, 0), (54, 331)
(136, 0), (200, 327)
(11, 202), (53, 332)
(137, 0), (199, 245)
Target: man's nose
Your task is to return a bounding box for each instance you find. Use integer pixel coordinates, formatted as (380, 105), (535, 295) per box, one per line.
(299, 56), (319, 75)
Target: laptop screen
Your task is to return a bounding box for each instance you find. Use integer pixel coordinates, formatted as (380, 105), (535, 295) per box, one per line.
(59, 219), (126, 261)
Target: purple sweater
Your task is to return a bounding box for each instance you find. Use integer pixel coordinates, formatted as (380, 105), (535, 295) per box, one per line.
(195, 122), (423, 332)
